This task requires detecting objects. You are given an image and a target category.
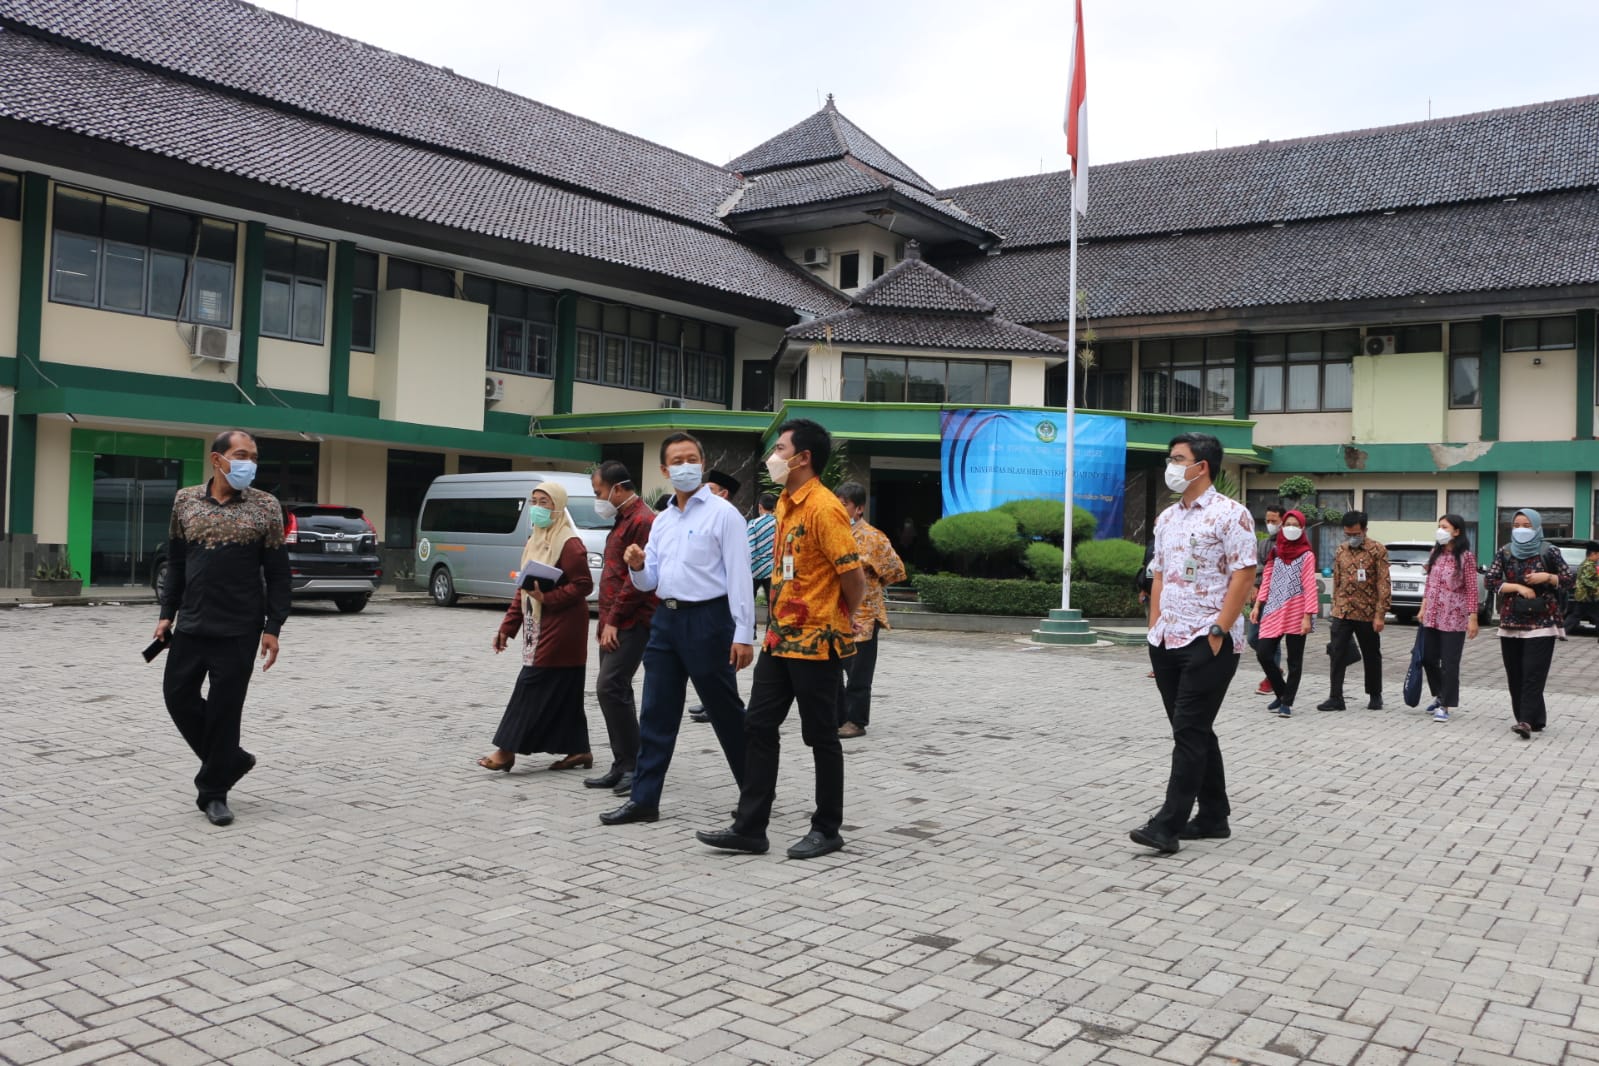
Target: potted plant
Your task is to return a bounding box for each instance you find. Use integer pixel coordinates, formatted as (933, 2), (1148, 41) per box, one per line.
(32, 551), (83, 598)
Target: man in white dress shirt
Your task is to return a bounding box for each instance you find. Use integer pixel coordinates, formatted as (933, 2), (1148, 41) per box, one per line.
(600, 432), (756, 825)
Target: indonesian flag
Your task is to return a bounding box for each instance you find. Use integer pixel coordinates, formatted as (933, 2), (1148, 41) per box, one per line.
(1064, 0), (1088, 216)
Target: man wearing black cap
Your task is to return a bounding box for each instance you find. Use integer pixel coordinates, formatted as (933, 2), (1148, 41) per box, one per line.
(706, 470), (740, 500)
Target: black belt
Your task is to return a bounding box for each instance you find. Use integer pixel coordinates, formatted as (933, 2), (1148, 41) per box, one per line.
(661, 594), (727, 610)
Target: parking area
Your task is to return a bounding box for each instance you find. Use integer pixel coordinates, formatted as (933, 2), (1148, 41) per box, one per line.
(3, 598), (1598, 1065)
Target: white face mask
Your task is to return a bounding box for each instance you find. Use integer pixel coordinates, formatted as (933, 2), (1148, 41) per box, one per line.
(592, 486), (620, 521)
(1282, 526), (1303, 541)
(1511, 527), (1537, 544)
(667, 462), (702, 493)
(1164, 462), (1193, 494)
(765, 452), (796, 486)
(1435, 527), (1453, 544)
(1265, 523), (1281, 536)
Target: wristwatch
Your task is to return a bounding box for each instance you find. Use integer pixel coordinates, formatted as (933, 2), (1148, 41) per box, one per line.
(1208, 623), (1226, 638)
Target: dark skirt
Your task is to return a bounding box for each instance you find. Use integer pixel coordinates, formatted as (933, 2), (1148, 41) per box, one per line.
(492, 665), (590, 756)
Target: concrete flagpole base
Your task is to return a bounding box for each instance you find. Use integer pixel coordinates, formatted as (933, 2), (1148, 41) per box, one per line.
(1031, 607), (1097, 646)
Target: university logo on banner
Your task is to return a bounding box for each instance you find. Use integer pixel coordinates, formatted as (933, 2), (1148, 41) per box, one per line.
(939, 408), (1125, 537)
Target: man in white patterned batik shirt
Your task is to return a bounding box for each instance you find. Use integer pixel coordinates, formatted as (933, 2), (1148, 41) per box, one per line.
(1131, 432), (1258, 855)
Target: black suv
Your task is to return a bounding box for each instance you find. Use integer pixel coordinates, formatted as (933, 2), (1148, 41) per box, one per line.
(152, 502), (382, 613)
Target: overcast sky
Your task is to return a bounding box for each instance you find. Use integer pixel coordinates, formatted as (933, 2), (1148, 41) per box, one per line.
(256, 0), (1599, 190)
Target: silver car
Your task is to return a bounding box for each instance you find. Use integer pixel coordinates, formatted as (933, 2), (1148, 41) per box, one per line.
(1385, 541), (1492, 626)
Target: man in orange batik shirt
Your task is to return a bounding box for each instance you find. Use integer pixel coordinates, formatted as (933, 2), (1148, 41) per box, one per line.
(697, 418), (865, 860)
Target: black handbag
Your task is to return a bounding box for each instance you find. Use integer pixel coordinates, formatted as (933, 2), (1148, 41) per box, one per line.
(1501, 551), (1556, 621)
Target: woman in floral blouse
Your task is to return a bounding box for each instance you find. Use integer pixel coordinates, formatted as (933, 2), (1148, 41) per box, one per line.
(1484, 508), (1573, 739)
(1418, 514), (1479, 723)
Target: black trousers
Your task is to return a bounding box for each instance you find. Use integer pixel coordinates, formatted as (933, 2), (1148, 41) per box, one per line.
(1501, 636), (1556, 730)
(1148, 636), (1239, 834)
(594, 623), (647, 774)
(1327, 617), (1383, 700)
(1255, 633), (1306, 706)
(1422, 628), (1467, 707)
(838, 622), (881, 727)
(162, 631), (259, 808)
(734, 650), (845, 839)
(630, 599), (746, 809)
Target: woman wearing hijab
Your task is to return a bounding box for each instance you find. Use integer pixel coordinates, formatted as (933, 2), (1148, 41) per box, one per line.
(1419, 514), (1479, 723)
(477, 482), (595, 772)
(1484, 508), (1573, 739)
(1249, 509), (1318, 718)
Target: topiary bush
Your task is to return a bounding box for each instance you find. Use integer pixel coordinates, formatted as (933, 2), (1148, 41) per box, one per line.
(1070, 580), (1145, 619)
(1074, 538), (1147, 585)
(927, 510), (1020, 575)
(913, 573), (1059, 616)
(1023, 541), (1065, 580)
(996, 499), (1097, 545)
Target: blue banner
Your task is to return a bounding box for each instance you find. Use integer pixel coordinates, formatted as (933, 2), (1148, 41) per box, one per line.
(940, 409), (1126, 538)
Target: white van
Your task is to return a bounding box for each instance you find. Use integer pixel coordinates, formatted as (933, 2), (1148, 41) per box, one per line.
(414, 471), (610, 606)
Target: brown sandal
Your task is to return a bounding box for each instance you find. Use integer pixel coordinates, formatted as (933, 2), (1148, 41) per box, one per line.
(548, 753), (593, 771)
(477, 754), (515, 772)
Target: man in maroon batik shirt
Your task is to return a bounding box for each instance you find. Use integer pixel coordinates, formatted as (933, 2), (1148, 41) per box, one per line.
(586, 461), (657, 794)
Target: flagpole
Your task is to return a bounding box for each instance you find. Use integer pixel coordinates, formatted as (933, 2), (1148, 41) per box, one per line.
(1062, 181), (1078, 612)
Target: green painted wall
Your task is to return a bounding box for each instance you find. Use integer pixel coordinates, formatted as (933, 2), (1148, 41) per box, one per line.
(329, 240), (355, 414)
(1270, 439), (1599, 475)
(1479, 472), (1498, 557)
(1577, 470), (1593, 541)
(1231, 331), (1250, 422)
(554, 290), (576, 415)
(237, 221), (266, 403)
(67, 429), (204, 586)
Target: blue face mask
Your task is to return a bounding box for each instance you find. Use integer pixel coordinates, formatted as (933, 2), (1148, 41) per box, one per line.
(222, 459), (256, 491)
(1511, 527), (1537, 544)
(668, 462), (703, 493)
(528, 505), (553, 529)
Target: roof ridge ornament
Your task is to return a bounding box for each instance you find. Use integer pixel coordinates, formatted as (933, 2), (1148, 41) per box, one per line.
(904, 240), (923, 260)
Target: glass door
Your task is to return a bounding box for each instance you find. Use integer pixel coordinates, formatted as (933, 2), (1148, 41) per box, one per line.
(91, 454), (182, 587)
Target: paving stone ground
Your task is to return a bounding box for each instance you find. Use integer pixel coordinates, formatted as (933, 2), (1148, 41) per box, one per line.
(3, 598), (1599, 1066)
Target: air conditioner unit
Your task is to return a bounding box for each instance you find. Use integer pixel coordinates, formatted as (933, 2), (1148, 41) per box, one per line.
(801, 247), (830, 267)
(188, 325), (240, 364)
(660, 397), (686, 409)
(1364, 333), (1397, 356)
(485, 376), (505, 402)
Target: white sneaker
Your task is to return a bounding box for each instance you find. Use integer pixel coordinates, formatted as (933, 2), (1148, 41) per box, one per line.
(1433, 707), (1450, 723)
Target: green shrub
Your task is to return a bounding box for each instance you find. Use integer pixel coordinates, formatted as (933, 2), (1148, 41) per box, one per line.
(913, 573), (1058, 616)
(1074, 538), (1146, 585)
(1023, 541), (1065, 580)
(927, 510), (1020, 570)
(996, 500), (1097, 545)
(1070, 580), (1145, 619)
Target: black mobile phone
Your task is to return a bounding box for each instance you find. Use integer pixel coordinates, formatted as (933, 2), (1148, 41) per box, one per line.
(142, 637), (169, 663)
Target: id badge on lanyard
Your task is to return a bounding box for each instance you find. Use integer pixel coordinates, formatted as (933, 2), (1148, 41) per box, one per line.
(1183, 535), (1200, 583)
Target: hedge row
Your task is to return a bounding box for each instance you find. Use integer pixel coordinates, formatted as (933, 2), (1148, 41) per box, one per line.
(912, 574), (1144, 618)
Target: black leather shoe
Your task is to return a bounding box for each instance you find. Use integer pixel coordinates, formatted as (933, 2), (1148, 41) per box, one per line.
(610, 772), (635, 796)
(1316, 699), (1346, 712)
(599, 800), (658, 825)
(584, 768), (623, 789)
(786, 830), (844, 859)
(1512, 721), (1532, 739)
(1178, 820), (1230, 840)
(204, 800), (234, 826)
(688, 709), (710, 723)
(1367, 696), (1384, 710)
(1129, 822), (1179, 854)
(696, 828), (769, 854)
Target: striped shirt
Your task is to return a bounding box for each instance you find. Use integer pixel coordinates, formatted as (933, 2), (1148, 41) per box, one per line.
(748, 512), (777, 580)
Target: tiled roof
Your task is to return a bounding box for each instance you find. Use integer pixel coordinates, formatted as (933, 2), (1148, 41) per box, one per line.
(787, 255), (1066, 355)
(0, 31), (848, 317)
(0, 0), (741, 230)
(787, 308), (1069, 355)
(728, 97), (934, 192)
(854, 257), (995, 314)
(946, 95), (1599, 247)
(725, 158), (989, 233)
(941, 190), (1599, 322)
